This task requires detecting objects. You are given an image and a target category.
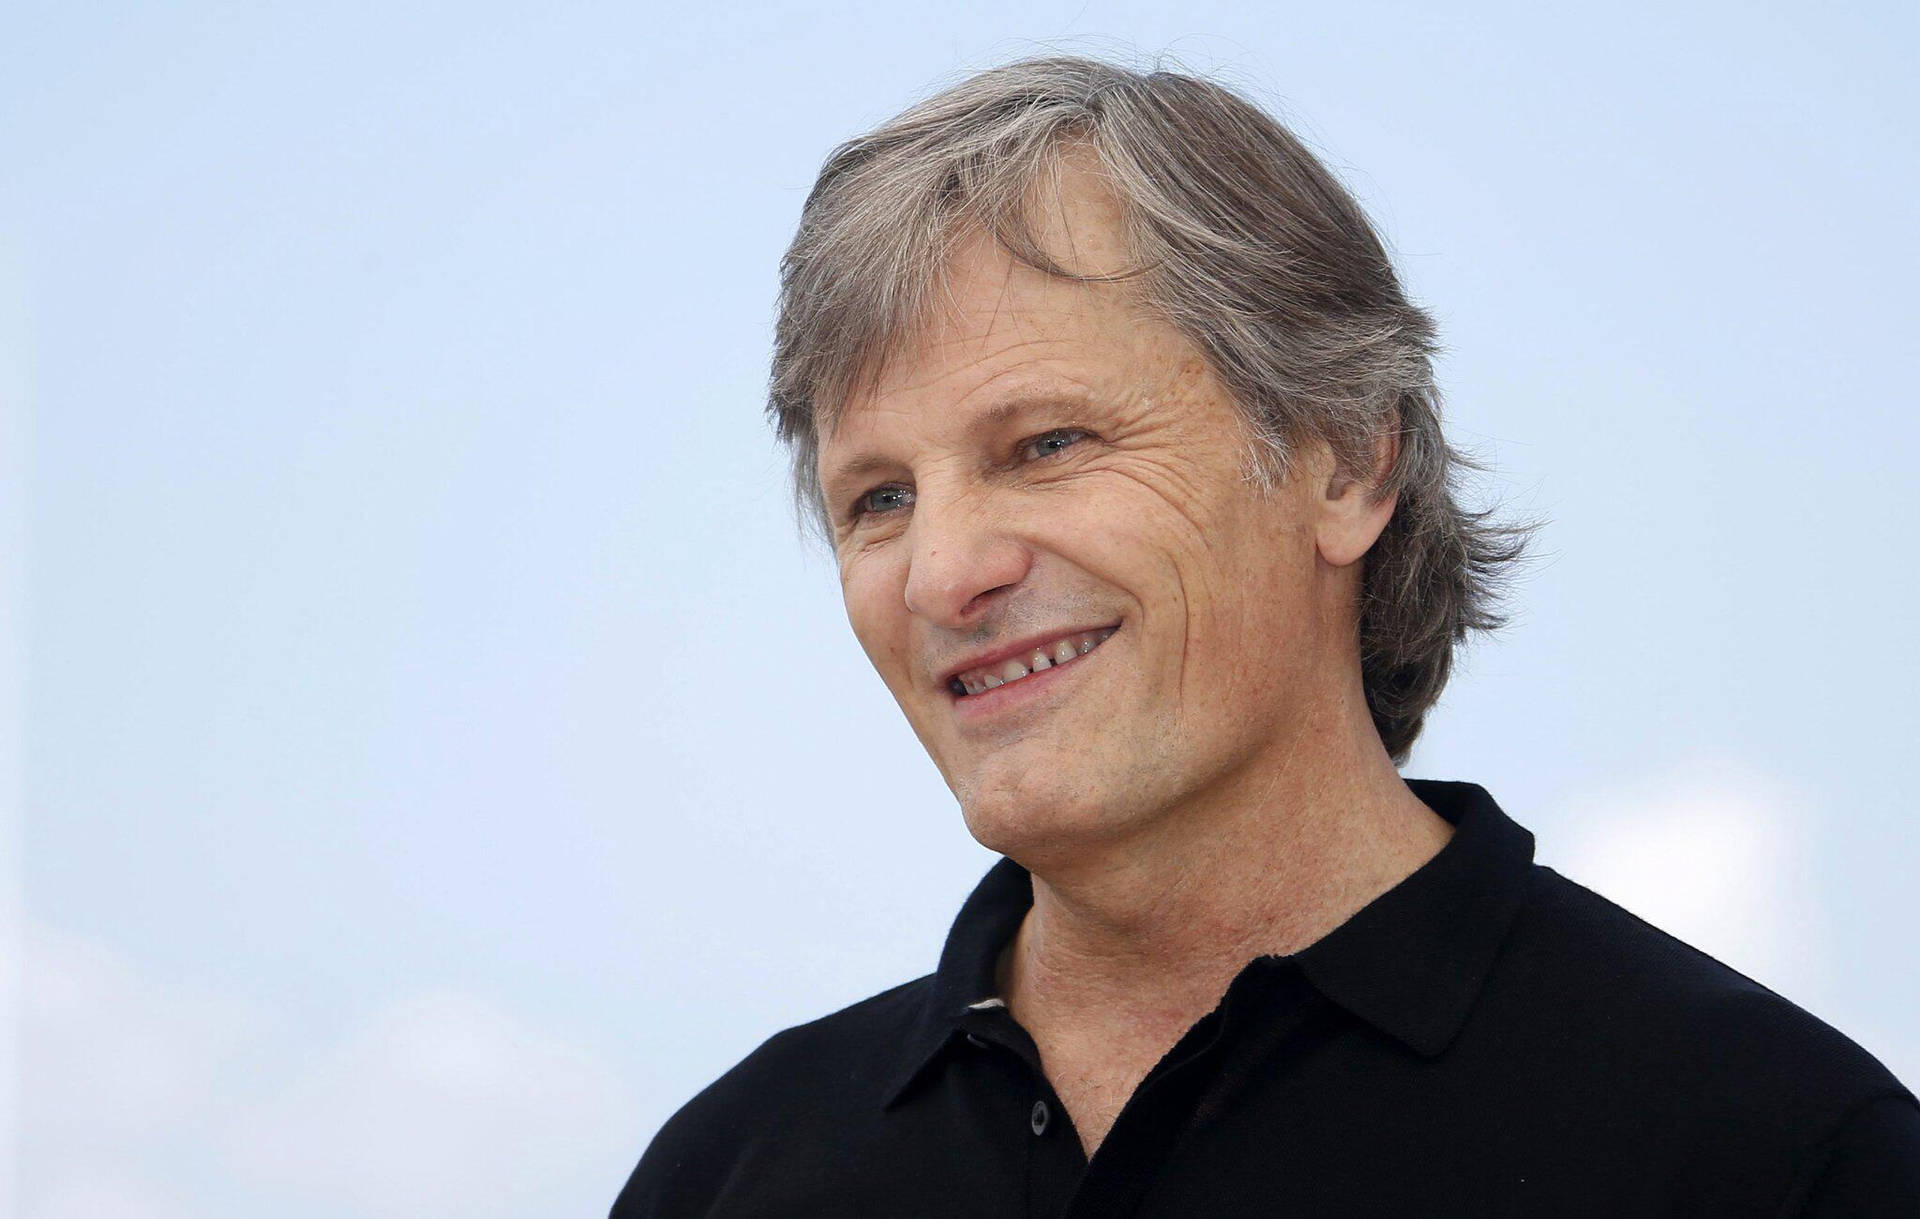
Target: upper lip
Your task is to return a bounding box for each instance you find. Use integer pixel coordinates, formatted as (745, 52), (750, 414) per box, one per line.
(935, 623), (1120, 689)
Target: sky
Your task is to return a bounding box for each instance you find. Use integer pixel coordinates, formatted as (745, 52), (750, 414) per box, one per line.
(4, 2), (1917, 1216)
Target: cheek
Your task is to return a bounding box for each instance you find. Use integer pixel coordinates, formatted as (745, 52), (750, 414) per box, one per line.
(1031, 467), (1214, 582)
(840, 561), (913, 682)
(1156, 496), (1317, 680)
(1213, 524), (1323, 695)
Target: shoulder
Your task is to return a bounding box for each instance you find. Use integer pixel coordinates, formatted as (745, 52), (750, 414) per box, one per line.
(609, 974), (931, 1218)
(1496, 865), (1914, 1160)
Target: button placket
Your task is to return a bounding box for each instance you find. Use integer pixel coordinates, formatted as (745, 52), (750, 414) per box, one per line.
(1030, 1099), (1051, 1136)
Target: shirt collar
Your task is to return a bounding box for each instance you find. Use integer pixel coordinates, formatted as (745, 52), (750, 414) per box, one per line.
(882, 778), (1537, 1108)
(1290, 779), (1537, 1057)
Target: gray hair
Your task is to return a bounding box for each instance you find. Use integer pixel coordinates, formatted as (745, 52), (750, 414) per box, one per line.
(769, 54), (1532, 765)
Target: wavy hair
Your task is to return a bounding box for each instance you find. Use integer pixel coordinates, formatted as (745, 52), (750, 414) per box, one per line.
(768, 55), (1533, 764)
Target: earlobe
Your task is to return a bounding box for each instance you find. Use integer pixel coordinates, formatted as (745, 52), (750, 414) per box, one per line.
(1317, 488), (1397, 568)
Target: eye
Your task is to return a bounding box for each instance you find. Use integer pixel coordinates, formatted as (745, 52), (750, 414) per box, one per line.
(854, 483), (914, 518)
(1020, 428), (1090, 461)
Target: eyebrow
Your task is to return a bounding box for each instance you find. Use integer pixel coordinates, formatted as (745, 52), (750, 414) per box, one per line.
(819, 454), (901, 515)
(972, 394), (1083, 430)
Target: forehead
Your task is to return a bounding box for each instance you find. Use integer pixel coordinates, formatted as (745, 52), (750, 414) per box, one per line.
(881, 241), (1132, 389)
(815, 258), (1167, 509)
(821, 249), (1176, 464)
(822, 155), (1154, 432)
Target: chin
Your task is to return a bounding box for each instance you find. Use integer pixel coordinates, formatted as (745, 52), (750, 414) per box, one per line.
(954, 769), (1140, 867)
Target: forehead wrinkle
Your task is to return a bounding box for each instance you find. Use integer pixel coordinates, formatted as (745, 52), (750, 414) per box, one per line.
(824, 209), (1128, 441)
(914, 220), (1126, 371)
(869, 315), (1087, 421)
(931, 356), (1099, 442)
(818, 371), (1099, 512)
(976, 234), (1026, 361)
(817, 272), (1009, 443)
(818, 449), (899, 498)
(817, 225), (1145, 496)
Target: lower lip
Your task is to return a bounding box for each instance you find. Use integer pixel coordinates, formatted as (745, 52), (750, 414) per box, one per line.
(948, 632), (1116, 723)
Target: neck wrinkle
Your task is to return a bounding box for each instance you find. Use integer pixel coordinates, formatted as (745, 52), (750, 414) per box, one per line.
(999, 753), (1453, 1034)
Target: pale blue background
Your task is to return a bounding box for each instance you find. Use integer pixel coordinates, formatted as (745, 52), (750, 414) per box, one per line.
(5, 3), (1916, 1216)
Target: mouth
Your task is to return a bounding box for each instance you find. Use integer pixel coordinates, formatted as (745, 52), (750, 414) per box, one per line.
(946, 625), (1119, 698)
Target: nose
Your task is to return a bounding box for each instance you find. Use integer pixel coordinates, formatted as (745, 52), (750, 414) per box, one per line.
(901, 491), (1032, 627)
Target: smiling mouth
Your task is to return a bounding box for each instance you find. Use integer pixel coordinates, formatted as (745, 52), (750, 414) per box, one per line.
(948, 627), (1119, 697)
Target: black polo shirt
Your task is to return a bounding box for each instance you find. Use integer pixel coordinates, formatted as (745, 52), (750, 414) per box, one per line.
(613, 779), (1920, 1216)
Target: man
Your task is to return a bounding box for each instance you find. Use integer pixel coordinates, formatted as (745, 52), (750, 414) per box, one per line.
(614, 56), (1919, 1216)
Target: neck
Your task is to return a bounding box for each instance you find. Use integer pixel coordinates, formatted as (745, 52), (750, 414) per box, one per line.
(996, 681), (1453, 1037)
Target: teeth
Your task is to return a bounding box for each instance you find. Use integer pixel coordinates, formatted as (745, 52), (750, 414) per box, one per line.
(952, 627), (1119, 697)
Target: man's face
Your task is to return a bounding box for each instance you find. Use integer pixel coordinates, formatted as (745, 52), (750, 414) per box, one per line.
(818, 179), (1367, 866)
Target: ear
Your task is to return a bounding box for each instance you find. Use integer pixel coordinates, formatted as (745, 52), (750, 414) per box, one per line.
(1313, 427), (1400, 569)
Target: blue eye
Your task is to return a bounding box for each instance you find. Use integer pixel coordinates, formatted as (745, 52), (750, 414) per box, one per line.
(857, 484), (914, 516)
(1023, 429), (1088, 460)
